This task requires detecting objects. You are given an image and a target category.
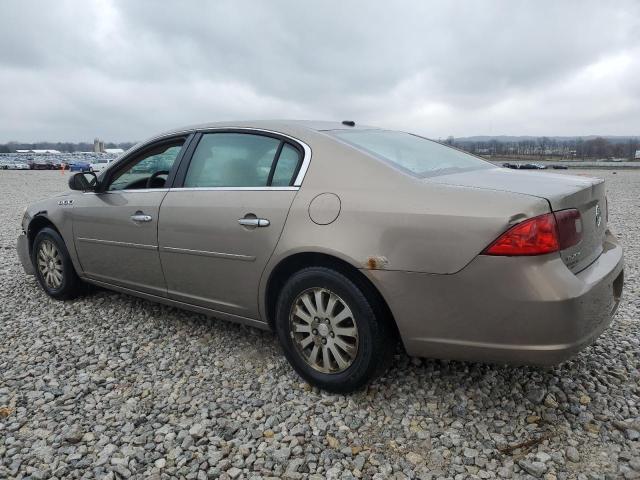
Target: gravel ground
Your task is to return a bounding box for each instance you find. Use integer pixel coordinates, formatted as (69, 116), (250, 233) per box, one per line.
(0, 170), (638, 480)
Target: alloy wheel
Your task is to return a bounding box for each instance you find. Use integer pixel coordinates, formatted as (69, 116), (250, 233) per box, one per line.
(289, 287), (359, 373)
(37, 239), (63, 289)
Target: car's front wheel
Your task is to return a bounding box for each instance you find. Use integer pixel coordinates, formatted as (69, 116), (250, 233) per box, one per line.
(32, 227), (83, 300)
(275, 267), (394, 393)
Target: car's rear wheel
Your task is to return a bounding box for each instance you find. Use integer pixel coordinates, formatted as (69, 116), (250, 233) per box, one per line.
(32, 227), (83, 300)
(275, 267), (394, 393)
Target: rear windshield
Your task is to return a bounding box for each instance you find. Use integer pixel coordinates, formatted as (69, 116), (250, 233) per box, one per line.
(330, 129), (491, 177)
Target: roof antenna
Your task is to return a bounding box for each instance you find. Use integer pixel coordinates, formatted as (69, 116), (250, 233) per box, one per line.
(341, 120), (355, 127)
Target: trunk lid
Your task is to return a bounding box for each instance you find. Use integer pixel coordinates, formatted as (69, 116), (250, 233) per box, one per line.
(429, 167), (607, 273)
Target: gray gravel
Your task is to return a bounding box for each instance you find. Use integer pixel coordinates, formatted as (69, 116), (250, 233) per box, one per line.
(1, 169), (639, 480)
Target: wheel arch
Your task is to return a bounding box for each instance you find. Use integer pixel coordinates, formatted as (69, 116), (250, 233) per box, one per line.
(263, 251), (399, 339)
(27, 214), (62, 255)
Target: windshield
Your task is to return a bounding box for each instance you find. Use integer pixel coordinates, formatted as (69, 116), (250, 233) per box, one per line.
(330, 129), (491, 177)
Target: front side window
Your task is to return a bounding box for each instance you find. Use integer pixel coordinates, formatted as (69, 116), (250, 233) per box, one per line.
(184, 133), (301, 188)
(108, 140), (184, 191)
(330, 130), (491, 177)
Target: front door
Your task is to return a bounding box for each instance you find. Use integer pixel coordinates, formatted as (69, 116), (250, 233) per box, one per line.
(73, 137), (188, 295)
(158, 131), (303, 319)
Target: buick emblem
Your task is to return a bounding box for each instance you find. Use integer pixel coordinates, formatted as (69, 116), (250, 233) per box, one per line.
(595, 204), (602, 228)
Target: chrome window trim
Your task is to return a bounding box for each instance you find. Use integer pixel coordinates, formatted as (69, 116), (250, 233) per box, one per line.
(194, 127), (312, 187)
(83, 188), (170, 194)
(169, 186), (299, 192)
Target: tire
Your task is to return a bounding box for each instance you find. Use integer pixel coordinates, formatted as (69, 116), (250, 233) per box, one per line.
(31, 227), (83, 300)
(275, 266), (394, 393)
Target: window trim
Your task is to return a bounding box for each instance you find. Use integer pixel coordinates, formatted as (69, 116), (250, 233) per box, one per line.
(96, 133), (194, 193)
(172, 128), (311, 190)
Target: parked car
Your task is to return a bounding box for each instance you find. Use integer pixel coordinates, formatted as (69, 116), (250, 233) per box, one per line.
(89, 158), (113, 173)
(16, 120), (624, 392)
(520, 163), (548, 169)
(50, 160), (68, 170)
(29, 158), (52, 170)
(10, 161), (31, 170)
(551, 164), (569, 170)
(502, 162), (519, 169)
(1, 160), (30, 170)
(69, 162), (91, 172)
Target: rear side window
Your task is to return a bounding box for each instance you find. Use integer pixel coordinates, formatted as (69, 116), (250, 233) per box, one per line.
(184, 132), (302, 188)
(331, 129), (491, 177)
(271, 144), (301, 186)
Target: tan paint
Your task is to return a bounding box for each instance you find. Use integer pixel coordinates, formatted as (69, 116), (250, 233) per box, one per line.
(20, 120), (624, 366)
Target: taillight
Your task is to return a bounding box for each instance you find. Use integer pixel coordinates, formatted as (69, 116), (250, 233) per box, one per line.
(483, 210), (582, 256)
(483, 213), (559, 256)
(554, 209), (582, 249)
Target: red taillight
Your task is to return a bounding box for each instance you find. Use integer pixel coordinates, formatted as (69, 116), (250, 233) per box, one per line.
(554, 209), (582, 250)
(483, 213), (559, 256)
(484, 209), (583, 256)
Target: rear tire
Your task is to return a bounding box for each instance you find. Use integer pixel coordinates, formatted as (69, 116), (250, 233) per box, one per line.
(32, 227), (83, 300)
(275, 267), (394, 393)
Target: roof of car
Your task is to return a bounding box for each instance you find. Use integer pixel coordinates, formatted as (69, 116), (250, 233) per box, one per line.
(162, 119), (379, 137)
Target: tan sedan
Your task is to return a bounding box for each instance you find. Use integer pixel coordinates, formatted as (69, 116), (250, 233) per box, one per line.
(17, 120), (624, 392)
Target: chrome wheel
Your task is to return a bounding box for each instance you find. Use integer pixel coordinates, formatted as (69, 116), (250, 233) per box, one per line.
(289, 287), (359, 374)
(37, 239), (63, 289)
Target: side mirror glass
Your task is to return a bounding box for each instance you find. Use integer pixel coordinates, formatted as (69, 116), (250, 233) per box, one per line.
(69, 172), (98, 191)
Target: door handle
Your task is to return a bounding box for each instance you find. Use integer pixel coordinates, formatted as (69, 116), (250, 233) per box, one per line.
(131, 213), (152, 223)
(238, 218), (270, 227)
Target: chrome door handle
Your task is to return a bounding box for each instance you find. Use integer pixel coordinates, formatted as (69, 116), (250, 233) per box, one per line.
(131, 213), (152, 223)
(238, 218), (270, 227)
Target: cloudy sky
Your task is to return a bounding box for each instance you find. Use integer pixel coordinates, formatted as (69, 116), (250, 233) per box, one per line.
(1, 0), (639, 142)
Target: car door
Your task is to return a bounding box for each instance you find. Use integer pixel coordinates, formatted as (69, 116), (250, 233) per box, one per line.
(158, 130), (306, 320)
(72, 136), (190, 296)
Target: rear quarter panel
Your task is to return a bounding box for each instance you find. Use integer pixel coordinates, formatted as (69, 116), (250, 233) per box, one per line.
(259, 131), (551, 316)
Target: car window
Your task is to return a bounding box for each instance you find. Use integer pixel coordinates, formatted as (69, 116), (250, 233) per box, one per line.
(184, 133), (281, 188)
(108, 141), (184, 191)
(271, 144), (301, 186)
(330, 130), (491, 177)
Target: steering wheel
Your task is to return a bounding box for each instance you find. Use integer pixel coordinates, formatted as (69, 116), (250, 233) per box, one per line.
(146, 170), (170, 189)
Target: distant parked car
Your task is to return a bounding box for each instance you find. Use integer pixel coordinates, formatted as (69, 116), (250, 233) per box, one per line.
(69, 162), (91, 172)
(520, 163), (547, 170)
(50, 160), (66, 170)
(16, 120), (624, 392)
(502, 162), (520, 169)
(4, 161), (30, 170)
(551, 165), (569, 170)
(29, 158), (51, 170)
(90, 158), (113, 173)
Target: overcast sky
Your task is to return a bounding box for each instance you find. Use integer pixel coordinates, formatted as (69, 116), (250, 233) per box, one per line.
(1, 0), (639, 142)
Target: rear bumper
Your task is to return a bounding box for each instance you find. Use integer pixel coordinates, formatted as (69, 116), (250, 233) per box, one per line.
(368, 230), (624, 365)
(17, 234), (35, 275)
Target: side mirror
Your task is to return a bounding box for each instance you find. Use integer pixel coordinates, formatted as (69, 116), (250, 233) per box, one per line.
(69, 172), (99, 191)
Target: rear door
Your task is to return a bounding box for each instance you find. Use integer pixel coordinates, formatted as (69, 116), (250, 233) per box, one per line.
(158, 130), (305, 319)
(72, 136), (190, 295)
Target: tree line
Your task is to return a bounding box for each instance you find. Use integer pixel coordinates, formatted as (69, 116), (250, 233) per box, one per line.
(444, 136), (639, 160)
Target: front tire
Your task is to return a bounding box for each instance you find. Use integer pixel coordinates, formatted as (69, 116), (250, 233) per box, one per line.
(32, 227), (83, 300)
(275, 267), (394, 393)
